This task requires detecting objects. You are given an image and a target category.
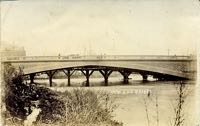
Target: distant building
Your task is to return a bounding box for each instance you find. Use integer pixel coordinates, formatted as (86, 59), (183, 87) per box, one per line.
(0, 43), (26, 57)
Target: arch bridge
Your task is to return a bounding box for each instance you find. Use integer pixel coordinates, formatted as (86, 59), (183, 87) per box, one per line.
(2, 55), (196, 87)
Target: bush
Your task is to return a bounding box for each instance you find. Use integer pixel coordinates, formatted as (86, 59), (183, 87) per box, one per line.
(36, 87), (66, 124)
(4, 64), (28, 121)
(3, 64), (66, 125)
(59, 89), (122, 126)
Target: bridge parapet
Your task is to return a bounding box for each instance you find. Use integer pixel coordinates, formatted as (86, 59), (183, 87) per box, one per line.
(1, 55), (195, 62)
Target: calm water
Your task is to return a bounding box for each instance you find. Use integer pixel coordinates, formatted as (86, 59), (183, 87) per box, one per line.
(32, 76), (199, 126)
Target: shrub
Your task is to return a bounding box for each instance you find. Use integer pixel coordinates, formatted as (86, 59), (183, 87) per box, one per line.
(3, 64), (66, 125)
(36, 87), (66, 124)
(4, 64), (28, 121)
(59, 89), (122, 126)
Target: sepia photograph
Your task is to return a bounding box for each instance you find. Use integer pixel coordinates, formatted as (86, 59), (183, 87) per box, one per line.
(0, 0), (199, 126)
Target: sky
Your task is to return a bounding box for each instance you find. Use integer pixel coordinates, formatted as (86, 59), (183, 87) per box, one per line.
(1, 0), (200, 56)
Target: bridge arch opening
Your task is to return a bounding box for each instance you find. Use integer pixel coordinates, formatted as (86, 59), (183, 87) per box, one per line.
(23, 65), (188, 87)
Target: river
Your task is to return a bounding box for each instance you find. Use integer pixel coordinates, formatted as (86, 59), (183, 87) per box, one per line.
(31, 75), (199, 126)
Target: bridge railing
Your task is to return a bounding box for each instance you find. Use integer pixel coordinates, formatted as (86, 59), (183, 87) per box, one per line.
(1, 55), (194, 62)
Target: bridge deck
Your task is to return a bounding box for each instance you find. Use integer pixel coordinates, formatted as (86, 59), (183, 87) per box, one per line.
(1, 55), (194, 62)
(2, 55), (196, 81)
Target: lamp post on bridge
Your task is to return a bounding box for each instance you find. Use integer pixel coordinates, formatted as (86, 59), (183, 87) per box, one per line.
(168, 49), (170, 56)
